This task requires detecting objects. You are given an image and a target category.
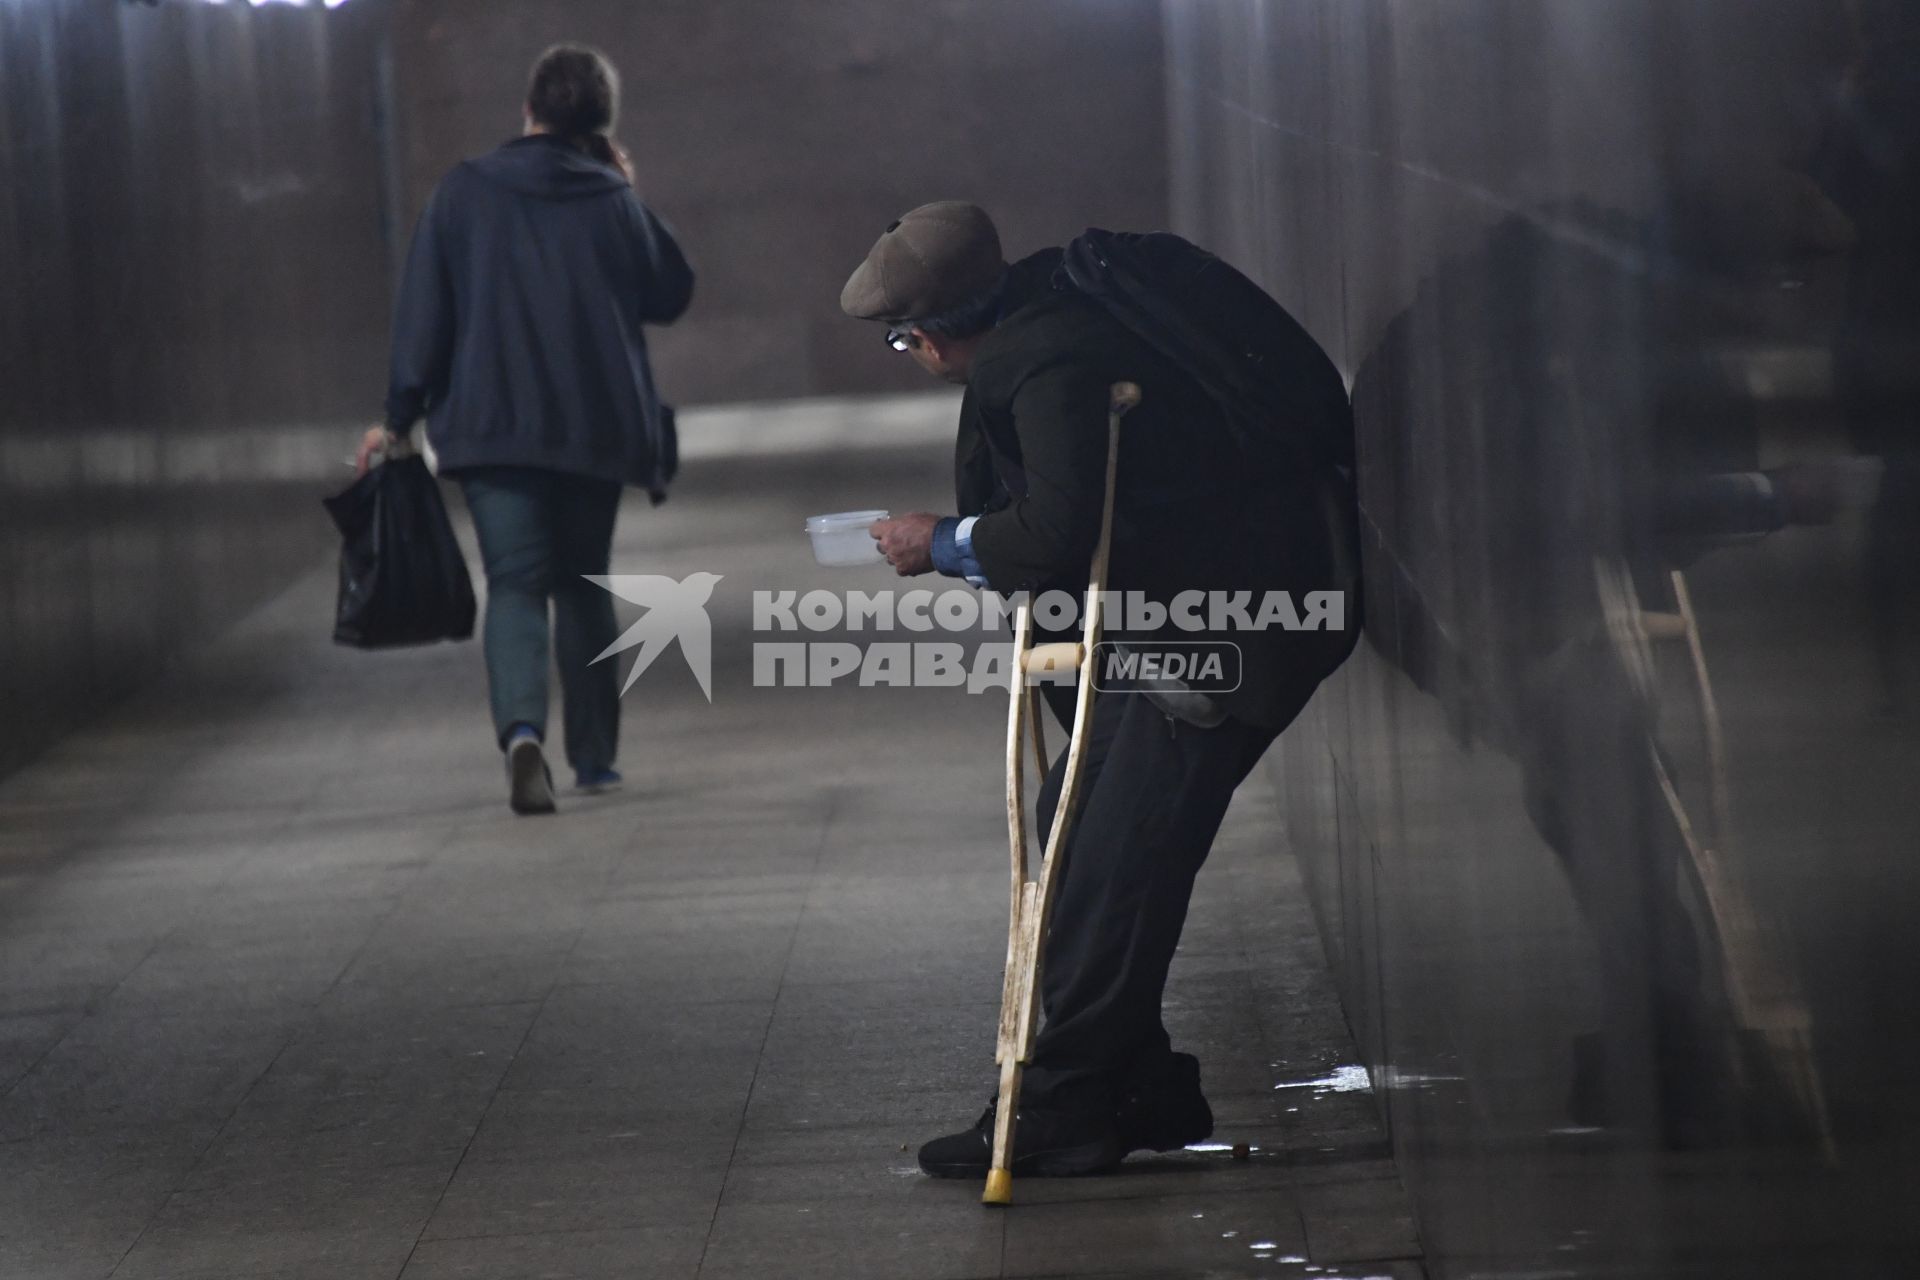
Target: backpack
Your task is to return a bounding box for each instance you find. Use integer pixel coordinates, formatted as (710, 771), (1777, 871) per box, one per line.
(1058, 229), (1354, 475)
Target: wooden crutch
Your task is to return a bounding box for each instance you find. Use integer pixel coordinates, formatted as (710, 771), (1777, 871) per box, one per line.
(983, 380), (1141, 1206)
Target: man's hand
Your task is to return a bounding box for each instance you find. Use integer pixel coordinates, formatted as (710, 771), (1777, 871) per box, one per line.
(871, 512), (940, 576)
(1768, 463), (1842, 526)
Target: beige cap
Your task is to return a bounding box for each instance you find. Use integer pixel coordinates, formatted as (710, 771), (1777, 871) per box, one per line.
(840, 201), (1005, 322)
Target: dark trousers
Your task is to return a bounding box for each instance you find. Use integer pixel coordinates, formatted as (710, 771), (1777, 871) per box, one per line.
(1517, 635), (1721, 1123)
(1865, 451), (1920, 711)
(1021, 689), (1283, 1110)
(458, 467), (623, 773)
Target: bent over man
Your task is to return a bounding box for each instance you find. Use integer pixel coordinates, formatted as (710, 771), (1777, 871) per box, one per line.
(841, 202), (1359, 1177)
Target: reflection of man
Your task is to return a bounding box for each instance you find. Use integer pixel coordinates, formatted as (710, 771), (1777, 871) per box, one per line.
(1811, 2), (1920, 714)
(841, 203), (1356, 1177)
(1356, 202), (1844, 1148)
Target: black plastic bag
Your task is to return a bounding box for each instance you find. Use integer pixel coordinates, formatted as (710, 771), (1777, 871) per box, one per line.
(322, 454), (476, 648)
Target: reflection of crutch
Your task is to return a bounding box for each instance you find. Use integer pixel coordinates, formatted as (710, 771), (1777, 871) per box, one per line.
(983, 381), (1141, 1207)
(1602, 562), (1837, 1160)
(1659, 571), (1836, 1160)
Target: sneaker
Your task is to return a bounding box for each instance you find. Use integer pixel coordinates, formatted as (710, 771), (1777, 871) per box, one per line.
(505, 730), (556, 816)
(574, 767), (623, 794)
(1115, 1052), (1214, 1154)
(917, 1098), (1122, 1179)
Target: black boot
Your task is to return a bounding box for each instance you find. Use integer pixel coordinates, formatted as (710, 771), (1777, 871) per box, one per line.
(1115, 1052), (1214, 1154)
(1564, 1021), (1740, 1150)
(918, 1098), (1123, 1179)
(1652, 1005), (1740, 1151)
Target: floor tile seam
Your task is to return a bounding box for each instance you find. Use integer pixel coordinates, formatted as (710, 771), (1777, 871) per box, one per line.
(396, 1221), (700, 1248)
(329, 778), (651, 1279)
(3, 802), (331, 1145)
(388, 959), (562, 1279)
(14, 626), (349, 860)
(308, 711), (612, 1278)
(101, 1033), (300, 1280)
(279, 816), (475, 1034)
(8, 654), (371, 1232)
(369, 755), (657, 1276)
(693, 788), (843, 1277)
(0, 1002), (92, 1098)
(110, 767), (365, 1009)
(116, 822), (411, 1252)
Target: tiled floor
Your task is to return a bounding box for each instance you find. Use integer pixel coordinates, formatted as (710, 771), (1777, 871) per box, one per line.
(0, 406), (1424, 1278)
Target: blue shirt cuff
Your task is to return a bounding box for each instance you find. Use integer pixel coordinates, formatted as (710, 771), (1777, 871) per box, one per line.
(931, 515), (988, 586)
(930, 517), (963, 576)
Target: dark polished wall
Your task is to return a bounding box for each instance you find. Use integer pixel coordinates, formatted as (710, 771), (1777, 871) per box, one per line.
(0, 0), (395, 776)
(390, 0), (1167, 404)
(1168, 1), (1920, 1273)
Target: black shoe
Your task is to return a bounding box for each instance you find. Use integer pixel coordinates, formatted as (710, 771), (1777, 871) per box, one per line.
(1115, 1052), (1214, 1154)
(1563, 1028), (1739, 1150)
(1566, 1031), (1609, 1129)
(917, 1099), (1123, 1179)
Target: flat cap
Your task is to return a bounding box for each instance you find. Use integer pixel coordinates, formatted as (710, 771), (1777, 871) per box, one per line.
(840, 201), (1005, 322)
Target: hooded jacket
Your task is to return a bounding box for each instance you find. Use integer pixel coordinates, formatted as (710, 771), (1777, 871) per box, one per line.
(385, 135), (694, 492)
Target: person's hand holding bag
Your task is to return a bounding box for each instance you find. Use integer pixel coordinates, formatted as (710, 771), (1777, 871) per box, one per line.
(354, 425), (416, 477)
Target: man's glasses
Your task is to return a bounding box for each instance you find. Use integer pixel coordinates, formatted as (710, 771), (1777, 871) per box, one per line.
(885, 325), (919, 353)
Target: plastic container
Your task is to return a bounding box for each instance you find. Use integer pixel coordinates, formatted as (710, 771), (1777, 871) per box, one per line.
(805, 510), (889, 567)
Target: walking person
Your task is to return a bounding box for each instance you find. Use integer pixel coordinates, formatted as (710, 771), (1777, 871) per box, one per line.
(358, 44), (693, 815)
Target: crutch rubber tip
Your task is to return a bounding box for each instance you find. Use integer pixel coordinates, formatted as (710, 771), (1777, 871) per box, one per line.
(981, 1169), (1014, 1205)
(1231, 1142), (1251, 1161)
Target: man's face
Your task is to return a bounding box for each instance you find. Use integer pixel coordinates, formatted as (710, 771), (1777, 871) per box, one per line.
(892, 327), (971, 385)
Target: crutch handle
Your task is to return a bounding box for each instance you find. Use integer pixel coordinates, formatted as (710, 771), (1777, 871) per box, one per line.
(1021, 642), (1083, 677)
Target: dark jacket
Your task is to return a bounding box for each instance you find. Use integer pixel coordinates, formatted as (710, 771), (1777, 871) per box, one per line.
(958, 250), (1358, 729)
(385, 135), (694, 492)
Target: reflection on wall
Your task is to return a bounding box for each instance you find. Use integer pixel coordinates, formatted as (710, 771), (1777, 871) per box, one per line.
(390, 0), (1167, 404)
(0, 0), (394, 777)
(1167, 1), (1920, 1273)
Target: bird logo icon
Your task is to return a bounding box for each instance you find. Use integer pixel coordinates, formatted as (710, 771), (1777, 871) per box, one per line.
(583, 572), (724, 701)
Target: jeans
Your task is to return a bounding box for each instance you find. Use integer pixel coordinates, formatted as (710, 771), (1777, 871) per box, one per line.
(458, 467), (623, 773)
